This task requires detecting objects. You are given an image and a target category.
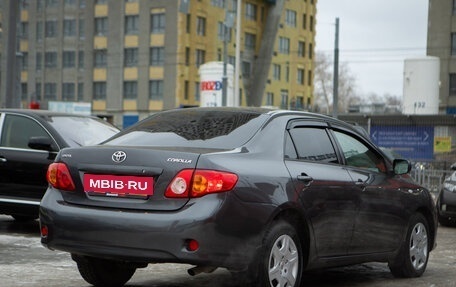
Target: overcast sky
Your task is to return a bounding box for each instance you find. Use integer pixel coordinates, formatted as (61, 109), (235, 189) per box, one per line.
(315, 0), (429, 98)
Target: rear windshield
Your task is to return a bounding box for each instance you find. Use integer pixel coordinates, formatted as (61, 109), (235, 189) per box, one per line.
(104, 109), (268, 149)
(48, 116), (119, 146)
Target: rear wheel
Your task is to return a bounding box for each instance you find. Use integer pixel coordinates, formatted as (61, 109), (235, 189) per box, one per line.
(389, 213), (430, 278)
(248, 220), (303, 287)
(73, 255), (136, 287)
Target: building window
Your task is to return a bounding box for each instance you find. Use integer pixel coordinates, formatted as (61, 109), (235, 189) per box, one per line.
(450, 73), (456, 96)
(280, 90), (288, 109)
(195, 82), (200, 102)
(302, 13), (307, 30)
(211, 0), (225, 8)
(310, 15), (314, 32)
(197, 16), (206, 36)
(453, 0), (456, 15)
(244, 32), (256, 50)
(308, 70), (312, 86)
(45, 52), (57, 68)
(46, 0), (59, 8)
(36, 21), (43, 41)
(242, 61), (251, 78)
(94, 50), (107, 67)
(62, 83), (75, 101)
(44, 83), (57, 100)
(151, 13), (165, 33)
(266, 92), (274, 106)
(279, 37), (290, 54)
(273, 64), (281, 81)
(63, 19), (76, 37)
(185, 47), (190, 66)
(186, 14), (191, 34)
(78, 51), (84, 69)
(124, 48), (138, 67)
(36, 53), (42, 70)
(95, 0), (107, 4)
(125, 15), (139, 35)
(20, 22), (29, 38)
(93, 82), (107, 100)
(79, 19), (85, 39)
(245, 3), (257, 21)
(298, 41), (306, 58)
(65, 0), (76, 6)
(196, 49), (205, 68)
(95, 17), (108, 36)
(45, 20), (57, 38)
(79, 0), (86, 9)
(286, 10), (297, 27)
(36, 83), (42, 101)
(21, 83), (28, 100)
(297, 68), (305, 85)
(123, 81), (137, 99)
(150, 47), (164, 66)
(20, 52), (28, 70)
(149, 80), (164, 100)
(184, 80), (189, 100)
(63, 51), (76, 68)
(309, 43), (313, 59)
(78, 83), (84, 101)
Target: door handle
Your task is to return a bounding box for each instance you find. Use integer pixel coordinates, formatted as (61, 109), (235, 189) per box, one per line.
(297, 173), (313, 184)
(355, 178), (366, 187)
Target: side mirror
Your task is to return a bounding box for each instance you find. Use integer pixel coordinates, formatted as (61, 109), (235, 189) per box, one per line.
(28, 136), (54, 151)
(393, 159), (411, 175)
(451, 163), (456, 170)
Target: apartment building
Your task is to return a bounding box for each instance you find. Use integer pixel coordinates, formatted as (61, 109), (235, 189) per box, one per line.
(427, 0), (456, 114)
(0, 0), (317, 127)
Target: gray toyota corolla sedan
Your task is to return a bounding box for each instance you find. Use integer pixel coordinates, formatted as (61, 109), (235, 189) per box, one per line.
(40, 107), (437, 287)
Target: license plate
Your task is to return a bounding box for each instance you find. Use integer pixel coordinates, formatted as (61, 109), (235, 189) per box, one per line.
(83, 174), (154, 197)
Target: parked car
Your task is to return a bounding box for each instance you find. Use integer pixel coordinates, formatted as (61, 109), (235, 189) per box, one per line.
(436, 163), (456, 226)
(40, 107), (437, 287)
(0, 109), (120, 221)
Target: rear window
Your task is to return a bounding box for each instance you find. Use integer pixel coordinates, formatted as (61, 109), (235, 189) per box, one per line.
(104, 108), (268, 149)
(48, 116), (119, 146)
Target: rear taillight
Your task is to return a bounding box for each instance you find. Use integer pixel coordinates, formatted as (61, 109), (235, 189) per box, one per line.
(165, 169), (238, 198)
(46, 162), (76, 191)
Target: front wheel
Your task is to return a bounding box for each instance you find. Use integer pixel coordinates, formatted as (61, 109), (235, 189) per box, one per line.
(255, 220), (303, 287)
(72, 255), (136, 287)
(389, 213), (430, 278)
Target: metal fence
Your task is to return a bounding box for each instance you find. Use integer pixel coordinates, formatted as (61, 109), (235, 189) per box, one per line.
(410, 163), (454, 194)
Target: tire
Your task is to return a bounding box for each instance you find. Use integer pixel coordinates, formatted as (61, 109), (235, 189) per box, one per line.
(73, 255), (136, 287)
(246, 220), (303, 287)
(389, 213), (430, 278)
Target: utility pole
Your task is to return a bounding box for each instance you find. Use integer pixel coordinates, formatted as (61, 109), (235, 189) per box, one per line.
(222, 8), (234, 107)
(332, 17), (340, 118)
(233, 0), (241, 107)
(5, 0), (20, 108)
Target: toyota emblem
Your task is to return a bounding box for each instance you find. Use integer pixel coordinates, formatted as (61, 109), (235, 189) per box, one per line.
(112, 151), (127, 163)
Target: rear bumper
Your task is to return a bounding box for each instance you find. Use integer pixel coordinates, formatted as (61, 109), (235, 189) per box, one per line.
(39, 188), (271, 270)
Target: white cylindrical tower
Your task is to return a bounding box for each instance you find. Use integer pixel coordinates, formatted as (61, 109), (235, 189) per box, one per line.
(402, 56), (440, 114)
(198, 62), (234, 107)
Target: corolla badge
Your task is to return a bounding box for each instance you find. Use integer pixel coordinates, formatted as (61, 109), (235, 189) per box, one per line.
(112, 151), (127, 163)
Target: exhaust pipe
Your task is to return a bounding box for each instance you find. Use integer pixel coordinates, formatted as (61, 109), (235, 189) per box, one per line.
(187, 266), (217, 276)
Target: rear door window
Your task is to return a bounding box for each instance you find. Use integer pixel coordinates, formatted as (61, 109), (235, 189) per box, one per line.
(288, 127), (339, 164)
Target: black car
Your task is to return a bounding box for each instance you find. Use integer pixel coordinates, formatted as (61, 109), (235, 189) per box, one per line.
(40, 107), (437, 287)
(0, 109), (119, 221)
(436, 163), (456, 226)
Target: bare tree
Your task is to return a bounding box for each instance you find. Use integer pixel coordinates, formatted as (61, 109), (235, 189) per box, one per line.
(313, 52), (357, 114)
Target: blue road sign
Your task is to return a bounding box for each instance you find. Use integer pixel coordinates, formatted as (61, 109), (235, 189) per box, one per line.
(370, 126), (434, 160)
